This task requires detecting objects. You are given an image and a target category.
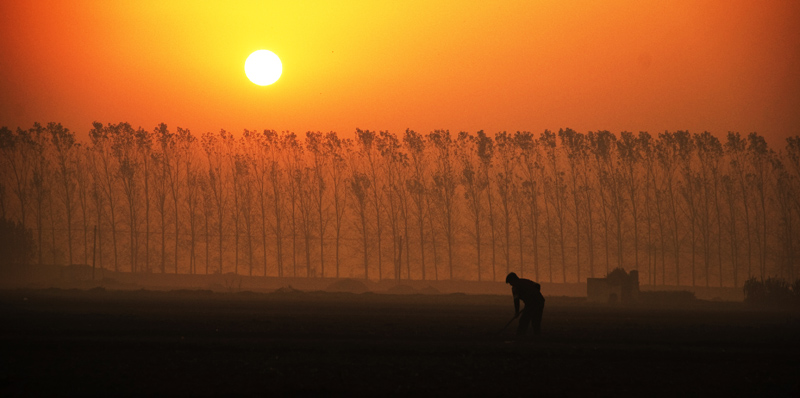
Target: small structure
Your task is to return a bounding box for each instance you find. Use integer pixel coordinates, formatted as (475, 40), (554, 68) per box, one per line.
(587, 268), (639, 304)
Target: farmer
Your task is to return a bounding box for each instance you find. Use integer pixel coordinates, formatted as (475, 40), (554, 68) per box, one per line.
(505, 272), (545, 335)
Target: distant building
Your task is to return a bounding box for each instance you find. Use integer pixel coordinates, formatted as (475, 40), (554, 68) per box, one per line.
(587, 269), (639, 304)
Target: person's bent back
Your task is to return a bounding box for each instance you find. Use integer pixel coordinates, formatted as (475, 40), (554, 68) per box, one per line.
(505, 272), (545, 336)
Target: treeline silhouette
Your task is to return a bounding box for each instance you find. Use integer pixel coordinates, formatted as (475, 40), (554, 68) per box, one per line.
(1, 123), (798, 286)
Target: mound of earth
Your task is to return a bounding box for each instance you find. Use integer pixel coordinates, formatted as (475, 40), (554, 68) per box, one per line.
(419, 285), (440, 295)
(273, 285), (302, 294)
(385, 284), (416, 295)
(327, 278), (369, 293)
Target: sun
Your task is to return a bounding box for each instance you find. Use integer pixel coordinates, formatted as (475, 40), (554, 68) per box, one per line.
(245, 50), (282, 86)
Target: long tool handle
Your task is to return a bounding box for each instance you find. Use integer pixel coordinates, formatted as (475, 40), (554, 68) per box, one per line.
(498, 311), (522, 334)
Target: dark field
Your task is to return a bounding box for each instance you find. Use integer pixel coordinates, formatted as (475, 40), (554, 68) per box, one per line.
(1, 289), (798, 397)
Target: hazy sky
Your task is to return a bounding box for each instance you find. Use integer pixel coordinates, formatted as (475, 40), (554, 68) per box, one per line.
(1, 0), (798, 142)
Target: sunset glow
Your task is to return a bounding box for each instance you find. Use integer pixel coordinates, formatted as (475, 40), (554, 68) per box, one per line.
(1, 0), (798, 141)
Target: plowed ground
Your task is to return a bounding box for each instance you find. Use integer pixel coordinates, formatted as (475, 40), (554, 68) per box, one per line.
(1, 289), (797, 397)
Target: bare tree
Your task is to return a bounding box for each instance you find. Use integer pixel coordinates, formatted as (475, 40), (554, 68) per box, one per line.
(356, 129), (385, 279)
(640, 132), (666, 285)
(263, 130), (285, 277)
(588, 131), (615, 276)
(295, 162), (316, 277)
(720, 174), (740, 286)
(137, 126), (154, 272)
(457, 131), (487, 281)
(90, 123), (120, 271)
(378, 131), (408, 280)
(324, 132), (350, 278)
(657, 132), (683, 285)
(784, 136), (800, 280)
(428, 130), (459, 279)
(771, 157), (795, 280)
(424, 156), (441, 279)
(541, 130), (568, 282)
(349, 167), (371, 279)
(202, 130), (229, 274)
(675, 131), (699, 286)
(747, 132), (772, 280)
(48, 123), (77, 265)
(226, 135), (242, 275)
(695, 132), (723, 286)
(495, 132), (517, 277)
(168, 127), (193, 273)
(404, 129), (429, 280)
(153, 126), (170, 273)
(235, 152), (256, 276)
(90, 164), (105, 271)
(515, 131), (540, 280)
(617, 131), (642, 275)
(282, 132), (303, 277)
(559, 128), (587, 282)
(183, 139), (200, 274)
(74, 144), (92, 265)
(199, 176), (213, 274)
(110, 123), (140, 272)
(306, 131), (330, 277)
(0, 127), (36, 265)
(511, 182), (526, 280)
(29, 125), (51, 265)
(600, 131), (625, 272)
(725, 132), (754, 280)
(243, 129), (271, 277)
(680, 172), (700, 286)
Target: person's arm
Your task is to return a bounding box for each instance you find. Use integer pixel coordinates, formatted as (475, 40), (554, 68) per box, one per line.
(514, 296), (520, 315)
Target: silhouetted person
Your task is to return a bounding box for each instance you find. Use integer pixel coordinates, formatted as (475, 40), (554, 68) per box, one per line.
(506, 272), (545, 336)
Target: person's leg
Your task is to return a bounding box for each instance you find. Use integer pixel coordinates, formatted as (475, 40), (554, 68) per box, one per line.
(517, 308), (531, 335)
(532, 301), (544, 335)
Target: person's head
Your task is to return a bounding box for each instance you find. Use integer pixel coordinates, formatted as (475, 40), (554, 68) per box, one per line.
(505, 272), (519, 285)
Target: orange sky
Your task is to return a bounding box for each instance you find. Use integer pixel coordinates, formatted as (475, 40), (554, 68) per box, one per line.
(1, 0), (799, 143)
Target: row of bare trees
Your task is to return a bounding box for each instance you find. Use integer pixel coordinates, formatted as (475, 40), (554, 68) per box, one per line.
(1, 122), (798, 286)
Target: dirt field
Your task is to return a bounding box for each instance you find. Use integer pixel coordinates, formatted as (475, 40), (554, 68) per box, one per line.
(1, 289), (797, 397)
